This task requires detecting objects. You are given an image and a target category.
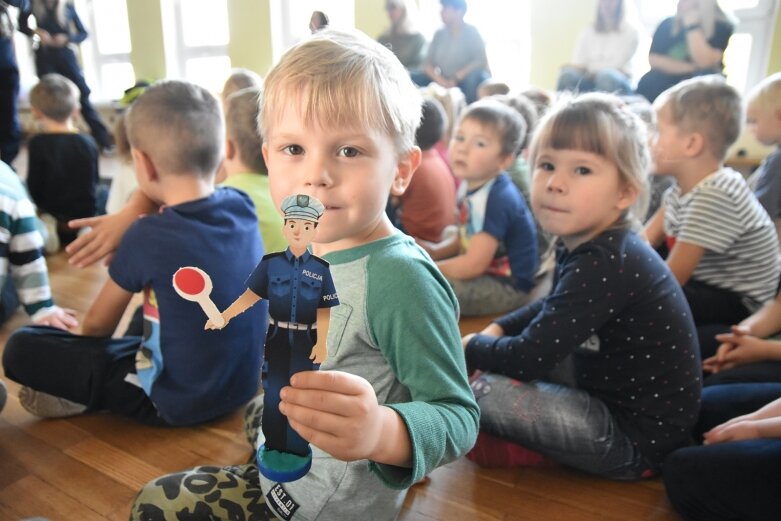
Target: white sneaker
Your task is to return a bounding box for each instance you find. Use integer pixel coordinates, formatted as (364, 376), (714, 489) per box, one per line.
(18, 386), (87, 418)
(39, 213), (60, 254)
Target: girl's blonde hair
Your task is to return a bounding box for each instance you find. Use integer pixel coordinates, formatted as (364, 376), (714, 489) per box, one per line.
(260, 29), (422, 155)
(529, 93), (650, 226)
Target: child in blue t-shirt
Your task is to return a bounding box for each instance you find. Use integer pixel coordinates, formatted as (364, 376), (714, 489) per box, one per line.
(463, 93), (701, 479)
(2, 80), (267, 426)
(421, 99), (538, 316)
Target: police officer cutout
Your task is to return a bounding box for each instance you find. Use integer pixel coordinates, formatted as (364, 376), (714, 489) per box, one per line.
(206, 194), (340, 482)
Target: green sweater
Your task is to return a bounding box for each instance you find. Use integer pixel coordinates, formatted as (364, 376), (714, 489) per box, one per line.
(220, 172), (286, 253)
(259, 232), (479, 521)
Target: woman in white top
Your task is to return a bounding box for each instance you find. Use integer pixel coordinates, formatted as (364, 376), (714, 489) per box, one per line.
(556, 0), (638, 95)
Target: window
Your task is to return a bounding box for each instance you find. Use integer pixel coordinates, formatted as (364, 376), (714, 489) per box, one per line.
(72, 0), (135, 102)
(417, 0), (531, 89)
(269, 0), (355, 63)
(160, 0), (232, 93)
(635, 0), (779, 94)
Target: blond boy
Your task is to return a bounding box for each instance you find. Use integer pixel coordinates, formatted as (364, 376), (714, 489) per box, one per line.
(219, 87), (286, 252)
(130, 30), (478, 521)
(644, 75), (780, 326)
(745, 72), (781, 241)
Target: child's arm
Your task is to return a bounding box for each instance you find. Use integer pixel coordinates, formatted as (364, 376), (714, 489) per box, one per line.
(704, 395), (781, 444)
(436, 232), (498, 280)
(416, 225), (460, 261)
(205, 288), (260, 330)
(704, 330), (781, 373)
(66, 190), (158, 268)
(643, 207), (665, 247)
(666, 240), (706, 285)
(738, 292), (781, 338)
(280, 371), (412, 466)
(80, 278), (134, 337)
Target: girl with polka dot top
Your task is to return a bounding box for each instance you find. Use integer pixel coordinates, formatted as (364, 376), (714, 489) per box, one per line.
(463, 93), (701, 479)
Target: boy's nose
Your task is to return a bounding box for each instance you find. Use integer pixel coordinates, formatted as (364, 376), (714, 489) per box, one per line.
(303, 157), (331, 187)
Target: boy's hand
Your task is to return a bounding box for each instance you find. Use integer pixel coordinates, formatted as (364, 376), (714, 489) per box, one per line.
(31, 306), (79, 330)
(280, 371), (401, 463)
(67, 212), (136, 267)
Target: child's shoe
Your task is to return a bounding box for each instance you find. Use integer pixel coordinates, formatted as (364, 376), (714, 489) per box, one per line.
(18, 386), (87, 418)
(39, 213), (60, 254)
(466, 431), (556, 468)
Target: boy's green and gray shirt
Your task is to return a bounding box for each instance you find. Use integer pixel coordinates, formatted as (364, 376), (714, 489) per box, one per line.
(258, 232), (479, 521)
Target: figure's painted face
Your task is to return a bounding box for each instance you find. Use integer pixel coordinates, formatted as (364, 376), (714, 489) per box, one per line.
(282, 218), (318, 251)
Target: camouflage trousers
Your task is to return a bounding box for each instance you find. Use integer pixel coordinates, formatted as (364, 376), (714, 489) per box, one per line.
(129, 395), (277, 521)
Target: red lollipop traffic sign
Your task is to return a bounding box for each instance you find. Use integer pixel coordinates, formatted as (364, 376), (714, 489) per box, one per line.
(172, 267), (225, 327)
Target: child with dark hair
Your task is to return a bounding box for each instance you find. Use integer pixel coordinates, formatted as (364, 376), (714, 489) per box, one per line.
(392, 96), (456, 243)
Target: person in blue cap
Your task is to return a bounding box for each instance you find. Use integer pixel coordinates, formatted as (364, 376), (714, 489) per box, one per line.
(207, 193), (340, 482)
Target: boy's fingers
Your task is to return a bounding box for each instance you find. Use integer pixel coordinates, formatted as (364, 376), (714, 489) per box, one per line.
(290, 370), (369, 395)
(281, 386), (358, 416)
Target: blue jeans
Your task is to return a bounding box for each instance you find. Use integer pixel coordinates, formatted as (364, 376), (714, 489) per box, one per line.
(471, 372), (652, 479)
(556, 67), (633, 95)
(664, 383), (781, 521)
(410, 68), (490, 104)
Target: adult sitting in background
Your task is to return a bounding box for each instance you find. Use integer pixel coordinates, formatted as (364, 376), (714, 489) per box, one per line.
(411, 0), (489, 104)
(556, 0), (638, 95)
(636, 0), (736, 102)
(378, 0), (427, 71)
(0, 1), (25, 166)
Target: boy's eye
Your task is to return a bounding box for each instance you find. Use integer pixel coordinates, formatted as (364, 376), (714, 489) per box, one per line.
(453, 134), (465, 143)
(575, 166), (592, 175)
(337, 146), (360, 158)
(475, 140), (487, 148)
(283, 144), (304, 155)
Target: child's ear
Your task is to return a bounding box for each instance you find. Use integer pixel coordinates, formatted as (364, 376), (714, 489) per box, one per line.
(261, 143), (270, 169)
(131, 147), (158, 183)
(684, 132), (705, 158)
(225, 138), (236, 160)
(499, 152), (516, 171)
(31, 107), (43, 120)
(390, 146), (422, 197)
(616, 182), (639, 211)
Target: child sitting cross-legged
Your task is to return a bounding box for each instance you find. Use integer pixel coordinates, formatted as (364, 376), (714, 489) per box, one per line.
(2, 80), (267, 425)
(420, 99), (538, 316)
(463, 93), (701, 479)
(644, 75), (780, 327)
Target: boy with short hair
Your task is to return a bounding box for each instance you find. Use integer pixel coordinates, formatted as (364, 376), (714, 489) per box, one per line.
(220, 86), (286, 252)
(745, 72), (781, 242)
(3, 80), (267, 426)
(644, 75), (780, 326)
(421, 99), (538, 316)
(130, 29), (478, 521)
(26, 73), (100, 249)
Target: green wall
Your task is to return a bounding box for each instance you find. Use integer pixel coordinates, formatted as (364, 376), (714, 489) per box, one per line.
(768, 4), (781, 74)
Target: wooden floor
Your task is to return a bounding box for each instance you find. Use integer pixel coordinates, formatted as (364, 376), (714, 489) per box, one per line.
(0, 252), (682, 521)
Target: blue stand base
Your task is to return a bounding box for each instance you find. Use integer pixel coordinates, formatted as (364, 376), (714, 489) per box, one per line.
(257, 444), (312, 482)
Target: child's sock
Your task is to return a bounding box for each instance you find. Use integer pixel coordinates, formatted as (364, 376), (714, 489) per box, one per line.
(466, 431), (556, 468)
(19, 386), (87, 418)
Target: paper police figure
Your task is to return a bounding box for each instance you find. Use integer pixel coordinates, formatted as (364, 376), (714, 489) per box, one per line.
(205, 194), (339, 482)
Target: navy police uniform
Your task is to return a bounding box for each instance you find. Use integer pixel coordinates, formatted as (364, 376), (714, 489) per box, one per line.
(245, 195), (339, 456)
